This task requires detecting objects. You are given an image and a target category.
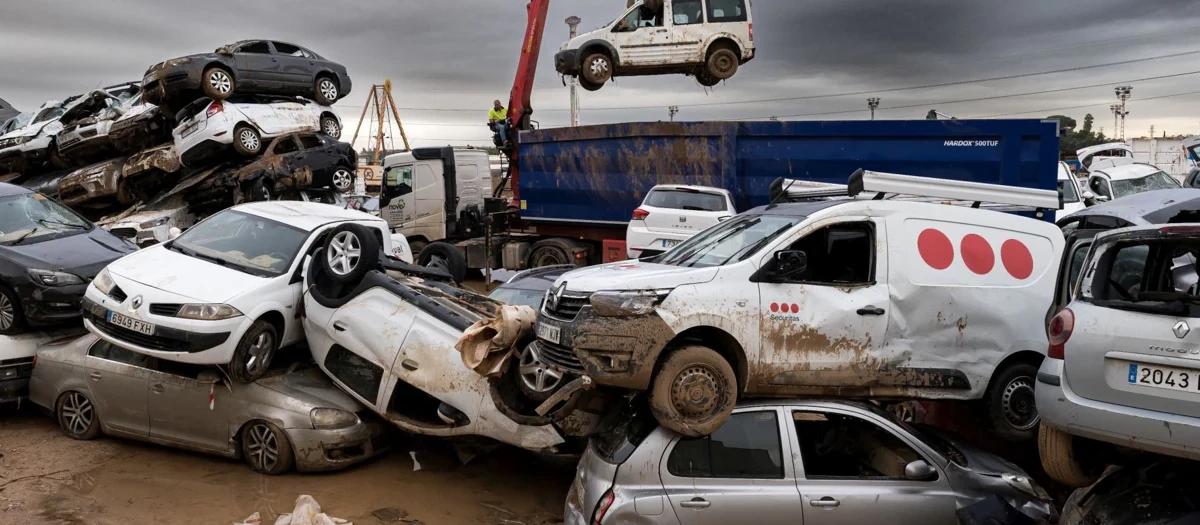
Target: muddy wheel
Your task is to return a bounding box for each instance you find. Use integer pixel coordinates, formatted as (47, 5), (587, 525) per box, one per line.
(581, 52), (613, 87)
(0, 284), (27, 335)
(528, 239), (576, 268)
(983, 362), (1039, 441)
(417, 242), (467, 283)
(649, 345), (737, 437)
(322, 223), (381, 285)
(517, 342), (565, 402)
(242, 420), (294, 475)
(579, 76), (603, 92)
(706, 46), (740, 81)
(696, 71), (721, 88)
(331, 168), (355, 193)
(1038, 423), (1097, 487)
(320, 114), (342, 139)
(314, 76), (340, 106)
(232, 125), (262, 156)
(229, 320), (279, 383)
(57, 391), (100, 440)
(201, 67), (235, 101)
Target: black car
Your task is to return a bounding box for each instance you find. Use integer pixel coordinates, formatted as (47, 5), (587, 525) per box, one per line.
(181, 133), (358, 205)
(142, 40), (352, 108)
(0, 183), (135, 334)
(487, 265), (573, 308)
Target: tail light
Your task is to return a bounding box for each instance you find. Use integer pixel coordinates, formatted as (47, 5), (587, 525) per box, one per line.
(632, 208), (649, 220)
(1160, 225), (1200, 234)
(32, 355), (37, 368)
(1047, 308), (1074, 359)
(749, 23), (754, 41)
(592, 489), (615, 525)
(205, 101), (223, 118)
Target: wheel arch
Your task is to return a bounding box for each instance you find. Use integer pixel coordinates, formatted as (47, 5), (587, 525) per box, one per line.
(253, 309), (287, 339)
(703, 34), (746, 59)
(202, 61), (237, 82)
(665, 325), (749, 392)
(987, 350), (1045, 390)
(578, 40), (621, 66)
(232, 416), (296, 458)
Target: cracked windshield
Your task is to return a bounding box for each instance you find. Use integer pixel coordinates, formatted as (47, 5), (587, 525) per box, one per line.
(170, 210), (307, 276)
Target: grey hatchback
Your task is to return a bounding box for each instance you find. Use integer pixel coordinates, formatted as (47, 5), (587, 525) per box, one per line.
(567, 400), (1054, 525)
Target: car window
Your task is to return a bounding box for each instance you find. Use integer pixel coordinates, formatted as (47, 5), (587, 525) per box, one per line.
(1090, 177), (1112, 199)
(88, 340), (156, 369)
(300, 48), (318, 59)
(384, 165), (414, 197)
(272, 137), (300, 155)
(1059, 218), (1081, 237)
(324, 345), (383, 403)
(0, 192), (92, 246)
(1058, 179), (1080, 203)
(170, 210), (308, 277)
(793, 411), (926, 480)
(237, 41), (272, 54)
(1081, 215), (1132, 231)
(1067, 241), (1093, 297)
(657, 214), (803, 268)
(298, 135), (323, 149)
(1084, 237), (1200, 316)
(614, 5), (662, 32)
(644, 188), (727, 212)
(1111, 171), (1181, 197)
(271, 42), (304, 56)
(672, 0), (704, 25)
(708, 0), (748, 22)
(781, 222), (874, 285)
(667, 411), (784, 479)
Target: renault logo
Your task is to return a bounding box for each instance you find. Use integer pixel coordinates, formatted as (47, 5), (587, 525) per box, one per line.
(131, 296), (143, 309)
(546, 282), (566, 311)
(1174, 321), (1190, 339)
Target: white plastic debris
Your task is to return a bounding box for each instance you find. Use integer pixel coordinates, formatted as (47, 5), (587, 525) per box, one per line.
(236, 495), (351, 525)
(409, 451), (422, 472)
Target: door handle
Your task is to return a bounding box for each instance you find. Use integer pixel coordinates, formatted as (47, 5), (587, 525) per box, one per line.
(857, 306), (886, 316)
(656, 29), (669, 32)
(89, 371), (102, 381)
(401, 359), (419, 371)
(333, 322), (347, 332)
(151, 384), (165, 394)
(810, 497), (840, 508)
(679, 498), (710, 509)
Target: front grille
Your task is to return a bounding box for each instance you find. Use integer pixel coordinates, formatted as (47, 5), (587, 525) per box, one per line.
(542, 292), (592, 321)
(109, 286), (128, 303)
(149, 304), (182, 317)
(535, 340), (585, 374)
(87, 312), (189, 352)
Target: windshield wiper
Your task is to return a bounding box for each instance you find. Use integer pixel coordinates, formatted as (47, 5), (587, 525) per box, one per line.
(681, 206), (709, 211)
(171, 243), (227, 267)
(37, 219), (87, 230)
(10, 227), (39, 245)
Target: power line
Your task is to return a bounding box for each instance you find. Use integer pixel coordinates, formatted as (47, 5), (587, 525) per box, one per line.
(972, 89), (1200, 118)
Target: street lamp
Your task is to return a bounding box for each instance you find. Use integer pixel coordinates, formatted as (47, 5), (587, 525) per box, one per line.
(867, 98), (881, 120)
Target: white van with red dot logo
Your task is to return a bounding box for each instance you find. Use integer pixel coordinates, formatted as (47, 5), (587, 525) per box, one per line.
(531, 170), (1064, 439)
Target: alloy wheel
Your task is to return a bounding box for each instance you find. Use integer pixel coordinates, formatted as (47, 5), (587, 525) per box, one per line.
(518, 344), (564, 394)
(209, 71), (232, 94)
(322, 119), (341, 138)
(240, 130), (260, 151)
(326, 231), (362, 276)
(60, 392), (94, 437)
(1001, 376), (1039, 431)
(319, 79), (338, 101)
(332, 169), (353, 190)
(244, 331), (275, 377)
(245, 423), (280, 472)
(0, 293), (13, 331)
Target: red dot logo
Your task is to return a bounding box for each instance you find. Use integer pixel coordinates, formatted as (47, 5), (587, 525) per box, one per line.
(918, 229), (954, 270)
(770, 303), (779, 312)
(791, 304), (800, 313)
(1001, 240), (1034, 280)
(960, 234), (995, 275)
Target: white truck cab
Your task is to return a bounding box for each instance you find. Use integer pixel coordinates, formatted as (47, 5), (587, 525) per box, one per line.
(554, 0), (755, 90)
(379, 147), (493, 252)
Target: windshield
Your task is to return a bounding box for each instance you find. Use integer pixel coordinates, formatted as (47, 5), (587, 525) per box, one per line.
(657, 214), (803, 268)
(1111, 171), (1180, 197)
(2, 113), (32, 133)
(488, 286), (546, 309)
(0, 193), (91, 246)
(1058, 179), (1080, 203)
(170, 210), (308, 277)
(32, 107), (65, 125)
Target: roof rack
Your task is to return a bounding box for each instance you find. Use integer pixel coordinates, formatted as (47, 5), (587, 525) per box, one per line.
(769, 169), (1062, 211)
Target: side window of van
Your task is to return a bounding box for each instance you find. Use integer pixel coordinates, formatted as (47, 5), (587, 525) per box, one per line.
(673, 0), (704, 25)
(783, 222), (875, 285)
(708, 0), (748, 23)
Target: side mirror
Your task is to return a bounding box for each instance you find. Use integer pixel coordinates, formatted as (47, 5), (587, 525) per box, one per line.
(168, 227), (182, 240)
(1096, 195), (1111, 203)
(1081, 191), (1095, 201)
(196, 370), (222, 384)
(904, 460), (937, 481)
(776, 250), (808, 277)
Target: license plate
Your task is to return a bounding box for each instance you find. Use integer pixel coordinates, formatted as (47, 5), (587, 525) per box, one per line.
(661, 239), (681, 249)
(107, 311), (155, 336)
(1127, 363), (1198, 393)
(181, 122), (199, 138)
(536, 322), (561, 345)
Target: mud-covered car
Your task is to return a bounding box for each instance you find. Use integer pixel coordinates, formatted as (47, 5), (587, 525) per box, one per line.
(57, 144), (182, 210)
(98, 197), (195, 248)
(200, 133), (357, 198)
(1059, 460), (1200, 525)
(1, 329), (86, 404)
(109, 103), (173, 155)
(142, 40), (352, 107)
(173, 95), (341, 168)
(0, 98), (72, 173)
(55, 88), (145, 164)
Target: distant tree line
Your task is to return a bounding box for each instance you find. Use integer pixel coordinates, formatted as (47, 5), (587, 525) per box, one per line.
(1047, 114), (1113, 160)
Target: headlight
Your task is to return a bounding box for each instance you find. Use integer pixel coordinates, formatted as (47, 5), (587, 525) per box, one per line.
(589, 290), (667, 317)
(1002, 473), (1050, 501)
(29, 269), (85, 287)
(311, 408), (359, 430)
(140, 217), (171, 229)
(176, 304), (242, 320)
(92, 268), (116, 295)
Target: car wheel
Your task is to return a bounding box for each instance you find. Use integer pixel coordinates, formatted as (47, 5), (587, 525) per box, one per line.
(321, 223), (381, 285)
(202, 67), (236, 101)
(229, 320), (278, 383)
(314, 76), (340, 106)
(581, 52), (613, 86)
(527, 239), (575, 268)
(242, 420), (295, 475)
(983, 362), (1039, 441)
(0, 285), (27, 335)
(578, 76), (603, 92)
(1039, 423), (1098, 487)
(417, 242), (467, 283)
(517, 342), (565, 402)
(247, 178), (275, 202)
(320, 115), (342, 139)
(696, 70), (721, 88)
(331, 168), (354, 193)
(57, 391), (101, 440)
(649, 345), (737, 438)
(232, 125), (262, 156)
(706, 46), (740, 81)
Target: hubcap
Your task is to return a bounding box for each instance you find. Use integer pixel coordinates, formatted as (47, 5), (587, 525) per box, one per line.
(61, 392), (93, 436)
(244, 331), (275, 376)
(589, 58), (609, 78)
(240, 130), (259, 151)
(671, 365), (721, 418)
(327, 231), (362, 276)
(323, 118), (340, 138)
(518, 344), (563, 394)
(1001, 376), (1039, 430)
(319, 79), (338, 101)
(246, 423), (280, 472)
(210, 71), (232, 93)
(332, 169), (352, 190)
(0, 293), (13, 330)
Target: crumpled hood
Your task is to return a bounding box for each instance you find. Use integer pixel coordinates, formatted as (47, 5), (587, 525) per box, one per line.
(3, 119), (53, 140)
(255, 368), (364, 413)
(106, 244), (269, 303)
(0, 229), (133, 276)
(936, 428), (1027, 477)
(556, 261), (719, 293)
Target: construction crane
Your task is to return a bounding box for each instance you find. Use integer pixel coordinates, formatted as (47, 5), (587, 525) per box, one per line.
(494, 0), (550, 204)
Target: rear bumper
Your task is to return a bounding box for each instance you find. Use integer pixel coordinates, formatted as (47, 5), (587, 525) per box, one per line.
(0, 377), (31, 404)
(144, 66), (203, 101)
(1036, 358), (1200, 460)
(626, 226), (691, 258)
(555, 50), (581, 76)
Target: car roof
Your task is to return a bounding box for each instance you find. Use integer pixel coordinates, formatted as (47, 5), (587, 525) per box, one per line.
(501, 265), (573, 290)
(648, 184), (730, 195)
(1058, 188), (1200, 225)
(743, 199), (847, 217)
(1092, 163), (1163, 180)
(0, 182), (33, 198)
(232, 201), (384, 231)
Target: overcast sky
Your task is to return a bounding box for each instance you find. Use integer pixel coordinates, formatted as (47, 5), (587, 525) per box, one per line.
(2, 0), (1199, 149)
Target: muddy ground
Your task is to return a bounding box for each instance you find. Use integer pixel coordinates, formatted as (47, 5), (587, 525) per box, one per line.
(0, 404), (573, 525)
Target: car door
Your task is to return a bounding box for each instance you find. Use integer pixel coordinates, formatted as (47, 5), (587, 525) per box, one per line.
(146, 363), (234, 453)
(325, 291), (417, 408)
(609, 3), (670, 66)
(83, 339), (152, 437)
(668, 0), (708, 63)
(789, 408), (958, 525)
(755, 217), (892, 392)
(270, 41), (314, 90)
(233, 41), (281, 89)
(1088, 176), (1114, 203)
(291, 134), (338, 189)
(659, 408), (805, 525)
(381, 164), (417, 227)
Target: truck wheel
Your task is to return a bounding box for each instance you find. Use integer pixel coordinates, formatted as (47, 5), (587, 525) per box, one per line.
(983, 362), (1040, 441)
(418, 242), (467, 283)
(322, 223), (381, 285)
(0, 284), (28, 335)
(232, 125), (262, 156)
(1038, 423), (1097, 487)
(706, 46), (740, 81)
(581, 52), (613, 87)
(202, 67), (236, 101)
(528, 239), (576, 268)
(649, 345), (737, 437)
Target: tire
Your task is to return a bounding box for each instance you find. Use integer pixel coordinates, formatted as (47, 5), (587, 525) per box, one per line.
(516, 342), (565, 402)
(232, 125), (262, 156)
(229, 320), (279, 383)
(581, 52), (613, 86)
(331, 167), (355, 193)
(321, 223), (381, 285)
(1038, 423), (1097, 487)
(247, 177), (275, 202)
(983, 362), (1040, 441)
(314, 76), (340, 106)
(57, 391), (101, 440)
(579, 76), (603, 92)
(201, 67), (236, 101)
(320, 114), (342, 139)
(417, 242), (467, 283)
(649, 345), (737, 437)
(408, 240), (428, 256)
(706, 46), (740, 81)
(696, 71), (720, 88)
(527, 239), (575, 268)
(0, 284), (27, 335)
(241, 420), (295, 475)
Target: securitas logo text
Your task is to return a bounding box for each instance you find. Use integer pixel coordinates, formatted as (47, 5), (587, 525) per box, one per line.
(769, 302), (801, 321)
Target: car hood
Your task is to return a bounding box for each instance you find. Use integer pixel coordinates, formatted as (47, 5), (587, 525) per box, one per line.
(936, 429), (1027, 477)
(0, 229), (133, 275)
(114, 103), (156, 123)
(106, 244), (270, 303)
(3, 119), (54, 139)
(255, 367), (363, 413)
(556, 261), (719, 293)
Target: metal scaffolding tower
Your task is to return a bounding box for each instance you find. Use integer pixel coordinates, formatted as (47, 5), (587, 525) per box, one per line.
(349, 79), (412, 165)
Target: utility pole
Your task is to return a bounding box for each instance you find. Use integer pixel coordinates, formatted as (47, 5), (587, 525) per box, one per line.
(867, 97), (881, 120)
(1149, 125), (1155, 140)
(1115, 86), (1132, 141)
(566, 16), (582, 127)
(668, 105), (679, 122)
(1110, 104), (1121, 139)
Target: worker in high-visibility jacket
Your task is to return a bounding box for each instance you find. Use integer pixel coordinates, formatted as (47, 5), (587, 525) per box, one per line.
(488, 100), (509, 147)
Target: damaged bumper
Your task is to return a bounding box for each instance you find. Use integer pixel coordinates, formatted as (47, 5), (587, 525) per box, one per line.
(17, 281), (89, 326)
(535, 308), (675, 391)
(143, 64), (202, 103)
(0, 358), (34, 404)
(555, 50), (581, 76)
(287, 417), (390, 473)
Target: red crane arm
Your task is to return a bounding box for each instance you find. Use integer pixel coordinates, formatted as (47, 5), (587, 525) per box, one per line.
(504, 0), (550, 204)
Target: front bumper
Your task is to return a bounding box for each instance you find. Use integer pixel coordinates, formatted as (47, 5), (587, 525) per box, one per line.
(17, 281), (88, 326)
(82, 295), (237, 363)
(555, 50), (581, 76)
(1036, 358), (1200, 460)
(535, 307), (675, 391)
(286, 417), (390, 473)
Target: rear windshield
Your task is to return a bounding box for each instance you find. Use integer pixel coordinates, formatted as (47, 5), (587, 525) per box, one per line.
(644, 188), (728, 212)
(1081, 234), (1200, 317)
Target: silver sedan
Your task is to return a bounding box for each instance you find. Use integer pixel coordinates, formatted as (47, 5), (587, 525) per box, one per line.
(29, 335), (388, 474)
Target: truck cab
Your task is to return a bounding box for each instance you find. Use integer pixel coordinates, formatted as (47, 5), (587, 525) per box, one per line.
(379, 147), (492, 250)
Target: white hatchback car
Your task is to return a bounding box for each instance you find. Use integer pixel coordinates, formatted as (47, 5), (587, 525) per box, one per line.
(173, 94), (341, 167)
(1055, 162), (1089, 221)
(81, 201), (391, 383)
(626, 185), (734, 259)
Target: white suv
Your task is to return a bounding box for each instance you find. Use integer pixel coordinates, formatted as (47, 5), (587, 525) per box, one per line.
(173, 94), (341, 167)
(626, 184), (734, 259)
